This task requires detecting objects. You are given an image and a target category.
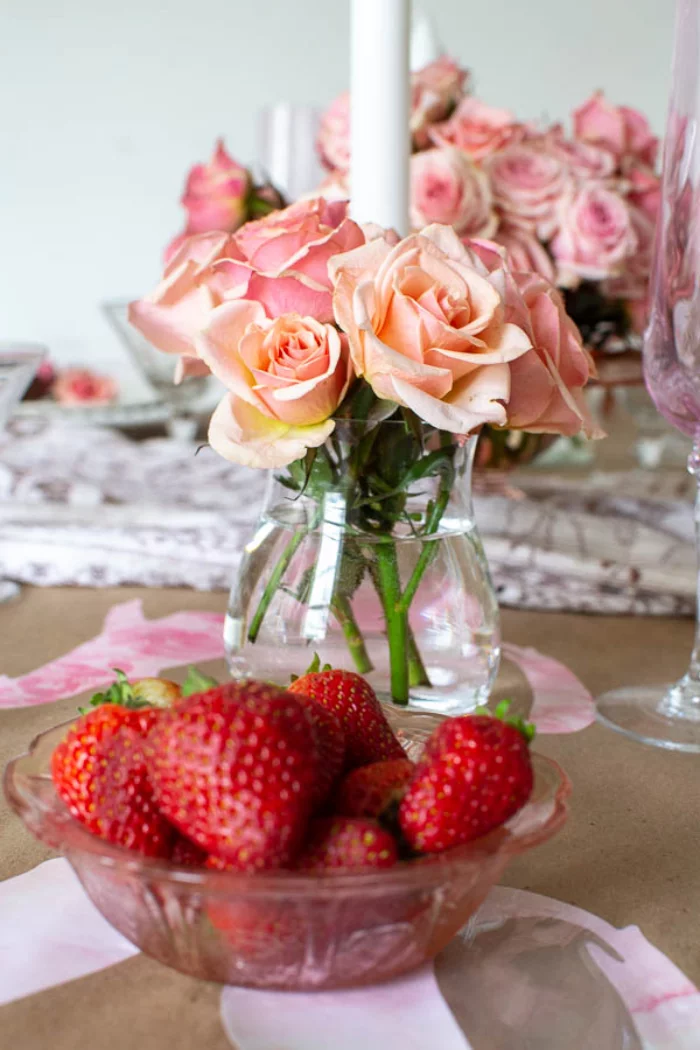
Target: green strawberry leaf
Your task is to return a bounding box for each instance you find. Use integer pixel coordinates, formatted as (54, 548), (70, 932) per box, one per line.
(181, 666), (219, 697)
(476, 698), (536, 744)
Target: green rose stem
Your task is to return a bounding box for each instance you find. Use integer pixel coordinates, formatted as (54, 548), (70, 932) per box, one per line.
(374, 540), (409, 705)
(331, 594), (374, 674)
(407, 628), (431, 687)
(247, 528), (307, 643)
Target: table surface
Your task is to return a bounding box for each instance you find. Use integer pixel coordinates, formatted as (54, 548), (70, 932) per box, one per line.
(1, 585), (699, 1050)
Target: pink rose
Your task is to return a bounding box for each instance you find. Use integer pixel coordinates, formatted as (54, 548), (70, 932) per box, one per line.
(430, 97), (524, 160)
(331, 224), (532, 434)
(181, 140), (250, 234)
(492, 224), (556, 282)
(551, 183), (638, 285)
(52, 369), (118, 405)
(625, 161), (662, 224)
(602, 205), (655, 317)
(573, 92), (658, 168)
(410, 148), (496, 237)
(410, 56), (468, 143)
(486, 143), (570, 239)
(196, 302), (351, 468)
(317, 93), (351, 173)
(504, 273), (598, 437)
(219, 197), (365, 322)
(542, 125), (617, 181)
(130, 199), (365, 363)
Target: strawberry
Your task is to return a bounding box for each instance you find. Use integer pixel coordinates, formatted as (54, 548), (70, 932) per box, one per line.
(335, 758), (415, 819)
(145, 681), (321, 872)
(289, 669), (405, 769)
(51, 704), (174, 858)
(399, 703), (534, 853)
(293, 696), (345, 804)
(85, 668), (181, 711)
(171, 835), (208, 868)
(296, 817), (398, 871)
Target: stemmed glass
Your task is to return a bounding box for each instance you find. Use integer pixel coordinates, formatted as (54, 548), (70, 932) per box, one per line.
(597, 0), (700, 751)
(0, 343), (46, 603)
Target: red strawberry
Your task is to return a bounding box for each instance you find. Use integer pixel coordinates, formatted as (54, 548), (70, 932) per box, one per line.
(51, 705), (174, 858)
(399, 706), (534, 853)
(335, 758), (415, 819)
(296, 817), (398, 871)
(293, 695), (345, 805)
(145, 681), (320, 872)
(171, 835), (208, 868)
(289, 670), (405, 769)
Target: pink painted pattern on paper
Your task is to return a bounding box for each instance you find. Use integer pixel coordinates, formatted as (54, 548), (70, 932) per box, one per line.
(0, 600), (225, 708)
(502, 641), (595, 733)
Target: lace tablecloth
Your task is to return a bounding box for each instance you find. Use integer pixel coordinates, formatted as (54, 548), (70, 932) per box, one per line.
(0, 419), (694, 615)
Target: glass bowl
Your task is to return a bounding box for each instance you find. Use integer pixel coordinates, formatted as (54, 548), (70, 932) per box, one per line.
(4, 710), (570, 991)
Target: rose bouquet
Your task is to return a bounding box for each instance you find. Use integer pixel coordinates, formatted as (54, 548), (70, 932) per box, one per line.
(130, 195), (599, 708)
(317, 57), (660, 354)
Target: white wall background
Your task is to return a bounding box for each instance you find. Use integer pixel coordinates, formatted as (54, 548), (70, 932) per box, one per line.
(1, 0), (674, 385)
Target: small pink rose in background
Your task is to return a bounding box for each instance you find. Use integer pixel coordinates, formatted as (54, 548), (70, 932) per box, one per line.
(504, 272), (599, 437)
(602, 205), (655, 332)
(542, 125), (617, 182)
(552, 183), (638, 285)
(317, 92), (351, 174)
(197, 301), (351, 468)
(410, 148), (496, 237)
(219, 197), (365, 323)
(625, 161), (662, 224)
(430, 97), (524, 161)
(573, 91), (659, 168)
(486, 143), (570, 240)
(331, 223), (532, 435)
(181, 139), (250, 235)
(410, 55), (469, 144)
(492, 223), (556, 282)
(52, 369), (118, 406)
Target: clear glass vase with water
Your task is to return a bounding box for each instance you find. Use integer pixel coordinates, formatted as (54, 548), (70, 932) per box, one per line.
(225, 417), (500, 715)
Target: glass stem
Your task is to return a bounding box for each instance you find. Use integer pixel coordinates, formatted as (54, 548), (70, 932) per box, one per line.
(331, 594), (374, 674)
(685, 443), (700, 683)
(374, 541), (409, 705)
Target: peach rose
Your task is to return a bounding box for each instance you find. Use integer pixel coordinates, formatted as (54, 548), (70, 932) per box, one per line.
(486, 143), (570, 239)
(52, 369), (118, 405)
(504, 272), (599, 437)
(542, 125), (617, 182)
(219, 197), (365, 323)
(573, 92), (658, 168)
(331, 224), (532, 434)
(196, 301), (352, 468)
(410, 148), (496, 237)
(430, 97), (524, 160)
(551, 183), (638, 285)
(492, 224), (556, 282)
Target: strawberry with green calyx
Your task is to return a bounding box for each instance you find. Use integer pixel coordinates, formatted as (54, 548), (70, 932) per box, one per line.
(51, 704), (175, 858)
(145, 681), (322, 872)
(289, 664), (405, 770)
(81, 668), (181, 713)
(181, 665), (219, 697)
(334, 758), (415, 819)
(295, 817), (398, 871)
(399, 700), (535, 854)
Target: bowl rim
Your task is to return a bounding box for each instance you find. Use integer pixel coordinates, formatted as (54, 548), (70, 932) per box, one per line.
(4, 720), (571, 896)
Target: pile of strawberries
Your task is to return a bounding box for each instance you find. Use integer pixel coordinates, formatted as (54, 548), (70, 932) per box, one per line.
(50, 664), (535, 874)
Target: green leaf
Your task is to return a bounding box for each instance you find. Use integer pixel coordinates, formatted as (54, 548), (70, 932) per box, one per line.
(181, 666), (219, 697)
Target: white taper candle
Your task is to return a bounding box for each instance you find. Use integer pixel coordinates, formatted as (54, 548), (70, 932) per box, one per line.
(350, 0), (411, 236)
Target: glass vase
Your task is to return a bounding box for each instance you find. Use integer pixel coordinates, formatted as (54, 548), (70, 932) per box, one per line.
(224, 419), (500, 715)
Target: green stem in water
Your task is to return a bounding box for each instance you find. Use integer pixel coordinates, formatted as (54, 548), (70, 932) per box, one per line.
(407, 627), (431, 687)
(374, 541), (409, 705)
(247, 528), (306, 643)
(331, 594), (374, 674)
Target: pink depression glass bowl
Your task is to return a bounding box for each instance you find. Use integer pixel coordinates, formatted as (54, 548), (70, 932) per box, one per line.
(4, 708), (570, 991)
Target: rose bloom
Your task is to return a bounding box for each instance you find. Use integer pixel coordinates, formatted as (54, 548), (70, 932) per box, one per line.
(411, 148), (496, 237)
(130, 198), (364, 365)
(196, 301), (351, 468)
(602, 205), (655, 332)
(573, 92), (658, 168)
(542, 125), (617, 182)
(331, 224), (532, 434)
(625, 161), (662, 224)
(551, 183), (638, 285)
(492, 223), (556, 282)
(486, 143), (570, 239)
(317, 92), (351, 173)
(504, 272), (599, 437)
(410, 56), (468, 143)
(52, 369), (118, 405)
(430, 97), (524, 161)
